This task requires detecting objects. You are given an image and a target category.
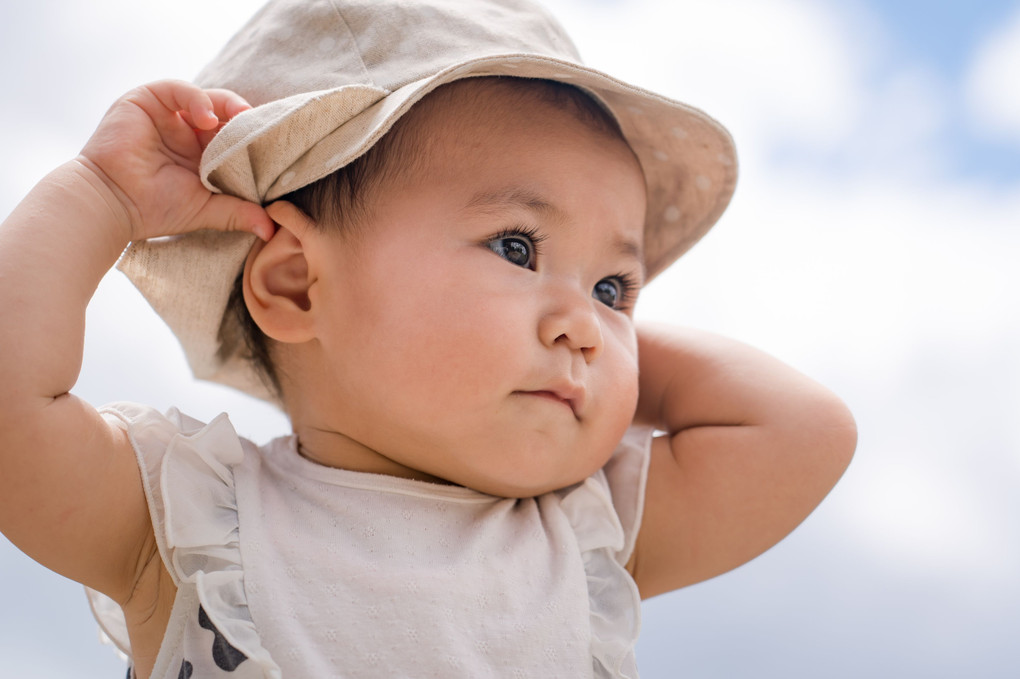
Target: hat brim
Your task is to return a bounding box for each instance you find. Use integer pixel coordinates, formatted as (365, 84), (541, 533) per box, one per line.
(119, 53), (737, 404)
(202, 53), (737, 275)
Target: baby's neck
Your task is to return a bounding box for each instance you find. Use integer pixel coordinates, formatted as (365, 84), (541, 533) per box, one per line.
(293, 424), (451, 485)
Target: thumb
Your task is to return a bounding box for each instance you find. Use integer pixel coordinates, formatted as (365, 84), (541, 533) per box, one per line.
(194, 193), (275, 241)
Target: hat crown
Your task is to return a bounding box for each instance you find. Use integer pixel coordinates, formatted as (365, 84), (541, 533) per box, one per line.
(121, 0), (737, 405)
(198, 0), (582, 105)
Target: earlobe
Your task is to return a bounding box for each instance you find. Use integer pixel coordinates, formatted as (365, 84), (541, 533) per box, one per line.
(243, 202), (318, 344)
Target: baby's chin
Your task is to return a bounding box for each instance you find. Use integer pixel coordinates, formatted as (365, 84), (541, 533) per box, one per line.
(445, 451), (614, 499)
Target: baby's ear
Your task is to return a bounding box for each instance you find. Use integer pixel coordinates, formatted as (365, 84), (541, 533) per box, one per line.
(243, 201), (317, 343)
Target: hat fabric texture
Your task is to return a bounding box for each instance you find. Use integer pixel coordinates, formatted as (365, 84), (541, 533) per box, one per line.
(118, 0), (738, 404)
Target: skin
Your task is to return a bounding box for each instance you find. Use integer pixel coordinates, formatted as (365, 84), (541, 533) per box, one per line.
(247, 79), (648, 498)
(0, 78), (856, 679)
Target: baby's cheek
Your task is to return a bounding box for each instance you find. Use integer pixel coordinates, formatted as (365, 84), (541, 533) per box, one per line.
(618, 375), (641, 428)
(592, 348), (638, 411)
(606, 352), (641, 433)
(609, 338), (641, 411)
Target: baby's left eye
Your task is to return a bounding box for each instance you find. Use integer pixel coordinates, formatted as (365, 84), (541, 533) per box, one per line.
(485, 227), (544, 271)
(487, 235), (534, 269)
(593, 279), (622, 308)
(592, 275), (637, 310)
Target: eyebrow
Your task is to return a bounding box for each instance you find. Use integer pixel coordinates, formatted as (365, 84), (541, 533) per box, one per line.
(464, 187), (560, 216)
(465, 186), (645, 276)
(616, 238), (646, 283)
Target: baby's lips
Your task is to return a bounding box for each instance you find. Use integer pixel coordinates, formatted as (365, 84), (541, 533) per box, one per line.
(517, 380), (586, 418)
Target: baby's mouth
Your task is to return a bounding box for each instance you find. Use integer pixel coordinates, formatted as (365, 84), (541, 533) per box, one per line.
(514, 386), (583, 419)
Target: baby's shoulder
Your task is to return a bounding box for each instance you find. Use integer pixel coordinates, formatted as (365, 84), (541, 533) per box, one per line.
(101, 402), (251, 466)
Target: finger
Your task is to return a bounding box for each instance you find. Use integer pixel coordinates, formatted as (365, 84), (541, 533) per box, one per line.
(205, 88), (254, 121)
(117, 83), (204, 164)
(143, 79), (206, 118)
(145, 80), (219, 130)
(195, 193), (276, 242)
(187, 92), (220, 131)
(191, 90), (252, 150)
(176, 112), (220, 150)
(193, 125), (224, 150)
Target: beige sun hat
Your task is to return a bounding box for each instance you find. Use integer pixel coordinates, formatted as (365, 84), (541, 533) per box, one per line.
(118, 0), (738, 404)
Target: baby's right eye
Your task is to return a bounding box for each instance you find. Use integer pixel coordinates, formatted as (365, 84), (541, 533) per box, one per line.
(486, 227), (543, 270)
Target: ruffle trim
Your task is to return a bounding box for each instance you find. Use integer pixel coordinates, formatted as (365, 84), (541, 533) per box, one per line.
(90, 404), (280, 678)
(558, 426), (651, 679)
(159, 410), (279, 677)
(91, 404), (649, 679)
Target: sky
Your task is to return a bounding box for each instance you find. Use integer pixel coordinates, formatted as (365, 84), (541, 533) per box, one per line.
(1, 0), (1019, 677)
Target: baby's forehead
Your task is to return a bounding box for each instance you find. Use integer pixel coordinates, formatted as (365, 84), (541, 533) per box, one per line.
(283, 75), (646, 255)
(363, 78), (647, 247)
(415, 77), (625, 138)
(376, 77), (635, 176)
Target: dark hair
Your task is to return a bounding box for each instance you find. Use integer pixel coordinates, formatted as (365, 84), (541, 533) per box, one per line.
(221, 131), (394, 398)
(223, 77), (627, 401)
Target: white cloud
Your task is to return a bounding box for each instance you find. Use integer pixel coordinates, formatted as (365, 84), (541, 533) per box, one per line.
(550, 0), (873, 157)
(4, 0), (1020, 676)
(965, 4), (1020, 144)
(612, 0), (1020, 612)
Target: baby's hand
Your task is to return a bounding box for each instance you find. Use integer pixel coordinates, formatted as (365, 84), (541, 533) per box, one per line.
(78, 80), (273, 243)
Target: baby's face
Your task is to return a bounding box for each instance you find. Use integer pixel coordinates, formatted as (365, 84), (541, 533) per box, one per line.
(301, 80), (647, 496)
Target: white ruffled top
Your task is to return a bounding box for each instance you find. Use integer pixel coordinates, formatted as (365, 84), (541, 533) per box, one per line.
(87, 403), (651, 678)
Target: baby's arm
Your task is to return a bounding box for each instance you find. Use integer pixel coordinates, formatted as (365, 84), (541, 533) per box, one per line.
(627, 324), (856, 598)
(0, 81), (271, 602)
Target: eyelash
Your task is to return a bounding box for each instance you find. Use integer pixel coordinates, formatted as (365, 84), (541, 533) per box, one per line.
(487, 225), (546, 269)
(485, 226), (640, 311)
(601, 271), (639, 311)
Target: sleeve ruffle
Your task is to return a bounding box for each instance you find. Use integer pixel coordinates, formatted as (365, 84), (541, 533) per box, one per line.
(558, 425), (653, 679)
(87, 403), (280, 678)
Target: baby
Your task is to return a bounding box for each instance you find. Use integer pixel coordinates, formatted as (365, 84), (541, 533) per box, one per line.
(0, 0), (856, 677)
